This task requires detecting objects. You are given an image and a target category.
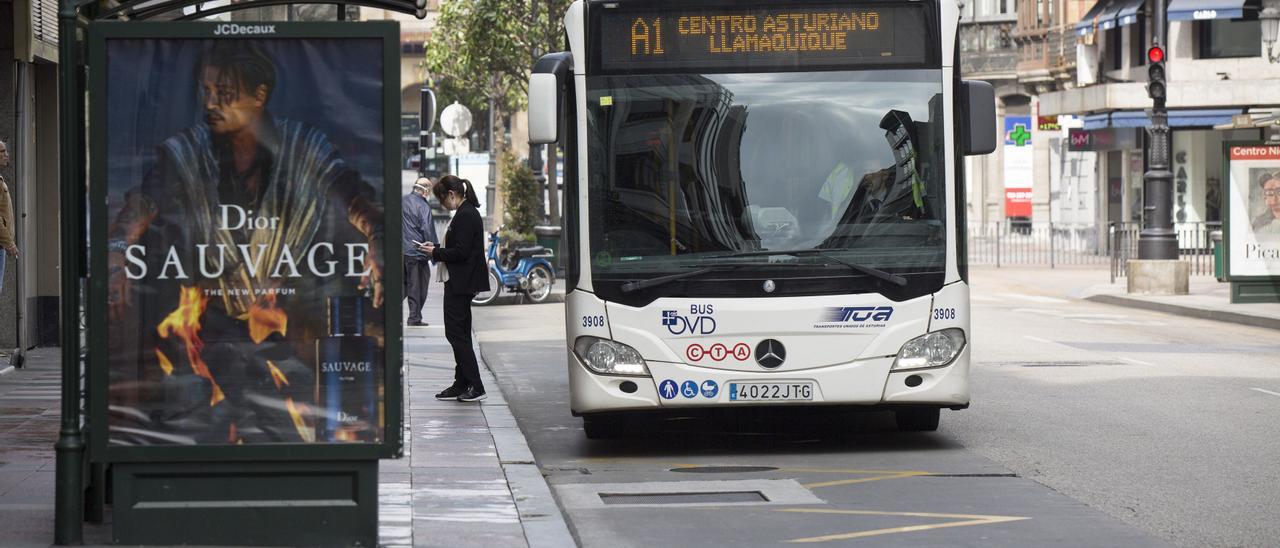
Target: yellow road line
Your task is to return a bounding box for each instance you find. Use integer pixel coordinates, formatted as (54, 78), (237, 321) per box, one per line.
(776, 508), (1030, 543)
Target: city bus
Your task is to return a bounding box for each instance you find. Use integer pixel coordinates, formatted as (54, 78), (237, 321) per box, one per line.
(527, 0), (996, 438)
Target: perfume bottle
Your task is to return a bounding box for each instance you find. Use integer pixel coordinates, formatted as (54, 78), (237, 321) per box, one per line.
(316, 296), (378, 442)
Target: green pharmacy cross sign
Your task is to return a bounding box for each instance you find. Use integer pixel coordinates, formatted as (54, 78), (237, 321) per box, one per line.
(1008, 124), (1032, 147)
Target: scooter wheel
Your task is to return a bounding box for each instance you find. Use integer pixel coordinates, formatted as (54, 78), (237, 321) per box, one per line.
(523, 265), (554, 304)
(472, 271), (502, 306)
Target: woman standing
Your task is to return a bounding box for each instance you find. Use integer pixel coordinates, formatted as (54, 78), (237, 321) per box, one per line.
(421, 176), (491, 402)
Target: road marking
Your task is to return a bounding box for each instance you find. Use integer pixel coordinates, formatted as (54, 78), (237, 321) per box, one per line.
(787, 468), (932, 489)
(1119, 357), (1153, 366)
(1023, 335), (1054, 344)
(777, 508), (1030, 543)
(1251, 387), (1280, 398)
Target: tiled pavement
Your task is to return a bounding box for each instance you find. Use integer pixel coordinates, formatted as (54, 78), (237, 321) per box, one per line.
(0, 279), (573, 547)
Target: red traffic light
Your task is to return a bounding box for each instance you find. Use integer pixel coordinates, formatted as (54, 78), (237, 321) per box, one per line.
(1147, 46), (1165, 64)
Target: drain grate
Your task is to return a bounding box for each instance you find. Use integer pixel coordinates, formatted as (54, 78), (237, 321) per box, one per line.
(601, 491), (767, 505)
(670, 466), (778, 474)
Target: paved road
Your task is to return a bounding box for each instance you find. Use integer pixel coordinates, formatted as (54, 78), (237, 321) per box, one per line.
(471, 267), (1280, 547)
(950, 268), (1280, 548)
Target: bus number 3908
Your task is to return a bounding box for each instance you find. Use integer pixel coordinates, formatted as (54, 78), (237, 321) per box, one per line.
(933, 308), (956, 320)
(582, 315), (606, 328)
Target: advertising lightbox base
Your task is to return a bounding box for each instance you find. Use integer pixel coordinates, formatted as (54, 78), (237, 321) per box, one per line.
(1231, 281), (1280, 303)
(112, 460), (378, 547)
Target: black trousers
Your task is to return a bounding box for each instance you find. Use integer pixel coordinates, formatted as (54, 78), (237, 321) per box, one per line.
(404, 257), (432, 323)
(444, 291), (483, 392)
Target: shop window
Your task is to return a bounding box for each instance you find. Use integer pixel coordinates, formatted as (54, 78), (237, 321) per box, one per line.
(1196, 19), (1261, 59)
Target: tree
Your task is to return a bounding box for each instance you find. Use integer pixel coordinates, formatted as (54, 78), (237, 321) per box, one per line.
(499, 151), (541, 244)
(427, 0), (574, 224)
(425, 0), (573, 118)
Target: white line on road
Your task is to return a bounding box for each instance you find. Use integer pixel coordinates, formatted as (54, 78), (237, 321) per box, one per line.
(1023, 335), (1054, 344)
(999, 293), (1070, 304)
(1250, 388), (1280, 398)
(1119, 357), (1153, 366)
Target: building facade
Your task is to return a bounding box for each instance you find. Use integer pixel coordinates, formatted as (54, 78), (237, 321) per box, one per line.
(2, 0), (63, 350)
(1040, 0), (1280, 241)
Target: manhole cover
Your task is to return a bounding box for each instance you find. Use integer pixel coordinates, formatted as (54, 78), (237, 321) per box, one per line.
(670, 466), (778, 474)
(601, 491), (767, 505)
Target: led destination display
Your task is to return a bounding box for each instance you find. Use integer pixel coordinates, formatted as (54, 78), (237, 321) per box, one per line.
(597, 3), (931, 72)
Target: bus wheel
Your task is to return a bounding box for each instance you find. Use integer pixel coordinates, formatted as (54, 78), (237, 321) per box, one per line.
(583, 415), (624, 440)
(894, 407), (940, 432)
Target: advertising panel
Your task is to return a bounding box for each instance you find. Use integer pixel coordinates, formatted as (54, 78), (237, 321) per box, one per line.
(1003, 115), (1033, 217)
(94, 25), (399, 449)
(1226, 144), (1280, 278)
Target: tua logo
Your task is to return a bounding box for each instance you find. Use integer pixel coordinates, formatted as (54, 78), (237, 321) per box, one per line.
(824, 306), (894, 323)
(662, 305), (717, 335)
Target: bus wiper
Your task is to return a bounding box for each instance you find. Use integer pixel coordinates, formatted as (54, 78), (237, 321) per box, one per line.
(619, 263), (773, 294)
(709, 249), (908, 288)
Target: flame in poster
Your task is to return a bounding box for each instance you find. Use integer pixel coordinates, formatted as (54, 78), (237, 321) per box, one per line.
(156, 286), (225, 406)
(243, 293), (288, 344)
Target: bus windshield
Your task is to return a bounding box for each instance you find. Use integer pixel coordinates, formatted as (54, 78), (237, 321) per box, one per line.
(586, 69), (947, 299)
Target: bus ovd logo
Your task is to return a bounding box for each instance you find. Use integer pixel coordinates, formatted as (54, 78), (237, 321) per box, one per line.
(754, 339), (786, 369)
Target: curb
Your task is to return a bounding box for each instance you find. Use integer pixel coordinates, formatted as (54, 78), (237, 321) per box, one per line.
(0, 365), (13, 377)
(475, 339), (576, 548)
(1084, 293), (1280, 331)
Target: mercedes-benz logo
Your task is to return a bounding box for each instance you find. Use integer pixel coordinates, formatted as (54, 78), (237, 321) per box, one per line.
(754, 339), (786, 369)
(763, 280), (776, 293)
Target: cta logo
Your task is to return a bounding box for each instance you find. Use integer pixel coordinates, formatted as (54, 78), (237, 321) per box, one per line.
(214, 23), (278, 35)
(686, 343), (751, 362)
(662, 304), (717, 335)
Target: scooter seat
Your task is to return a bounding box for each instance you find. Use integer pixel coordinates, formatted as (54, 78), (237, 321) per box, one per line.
(513, 246), (548, 259)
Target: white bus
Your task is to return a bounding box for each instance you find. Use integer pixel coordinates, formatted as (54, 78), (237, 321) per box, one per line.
(528, 0), (996, 438)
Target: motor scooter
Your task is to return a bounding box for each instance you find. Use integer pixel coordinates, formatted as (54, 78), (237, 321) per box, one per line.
(472, 232), (556, 305)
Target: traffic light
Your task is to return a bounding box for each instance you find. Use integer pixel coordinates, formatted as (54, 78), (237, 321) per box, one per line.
(1146, 45), (1166, 104)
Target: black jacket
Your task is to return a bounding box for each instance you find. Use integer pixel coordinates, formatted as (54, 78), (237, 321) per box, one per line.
(431, 203), (491, 295)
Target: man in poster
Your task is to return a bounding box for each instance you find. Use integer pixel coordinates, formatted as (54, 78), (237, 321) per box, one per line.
(106, 41), (386, 444)
(1253, 171), (1280, 236)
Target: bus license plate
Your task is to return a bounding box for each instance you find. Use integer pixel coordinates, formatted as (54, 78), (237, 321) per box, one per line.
(728, 382), (813, 402)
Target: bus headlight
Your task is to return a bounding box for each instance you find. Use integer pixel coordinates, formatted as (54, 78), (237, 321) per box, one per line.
(573, 337), (651, 377)
(892, 329), (966, 371)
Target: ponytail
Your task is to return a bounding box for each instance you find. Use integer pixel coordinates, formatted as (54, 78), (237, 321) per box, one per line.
(434, 175), (481, 209)
(460, 179), (481, 208)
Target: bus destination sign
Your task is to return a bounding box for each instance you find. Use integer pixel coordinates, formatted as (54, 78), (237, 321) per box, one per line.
(597, 4), (930, 72)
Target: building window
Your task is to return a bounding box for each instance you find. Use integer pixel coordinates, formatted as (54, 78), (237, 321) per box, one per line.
(1197, 19), (1261, 59)
(1106, 27), (1123, 71)
(1131, 15), (1147, 67)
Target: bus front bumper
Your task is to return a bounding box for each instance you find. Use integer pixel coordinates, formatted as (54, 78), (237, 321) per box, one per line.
(567, 346), (970, 415)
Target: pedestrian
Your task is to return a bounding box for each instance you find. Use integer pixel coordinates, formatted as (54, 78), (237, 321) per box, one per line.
(403, 177), (439, 326)
(421, 175), (490, 402)
(0, 139), (17, 296)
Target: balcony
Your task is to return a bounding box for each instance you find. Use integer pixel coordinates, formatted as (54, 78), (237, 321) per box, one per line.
(1015, 27), (1078, 87)
(959, 19), (1020, 80)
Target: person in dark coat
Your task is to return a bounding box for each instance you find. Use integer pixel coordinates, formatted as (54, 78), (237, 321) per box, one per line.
(420, 175), (491, 402)
(402, 177), (439, 326)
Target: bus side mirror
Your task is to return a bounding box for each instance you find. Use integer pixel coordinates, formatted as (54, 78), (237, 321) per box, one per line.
(529, 52), (573, 146)
(529, 73), (559, 145)
(960, 80), (996, 156)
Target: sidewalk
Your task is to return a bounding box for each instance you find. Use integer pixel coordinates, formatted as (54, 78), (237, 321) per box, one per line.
(971, 265), (1280, 330)
(0, 279), (573, 548)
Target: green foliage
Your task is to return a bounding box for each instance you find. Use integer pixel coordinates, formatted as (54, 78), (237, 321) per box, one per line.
(425, 0), (575, 117)
(500, 151), (541, 242)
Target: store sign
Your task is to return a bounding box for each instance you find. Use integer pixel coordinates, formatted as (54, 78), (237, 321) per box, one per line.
(1068, 128), (1141, 152)
(1037, 115), (1060, 131)
(1003, 116), (1033, 217)
(1225, 145), (1280, 278)
(98, 34), (395, 447)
